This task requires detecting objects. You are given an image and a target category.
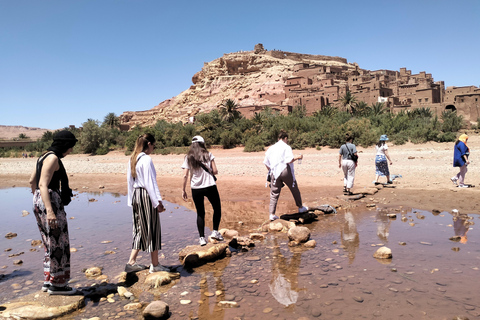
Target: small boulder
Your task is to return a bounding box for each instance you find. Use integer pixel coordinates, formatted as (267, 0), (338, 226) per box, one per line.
(143, 300), (169, 319)
(178, 243), (228, 267)
(287, 226), (310, 243)
(373, 246), (392, 259)
(85, 267), (103, 278)
(221, 229), (239, 239)
(249, 233), (265, 241)
(144, 271), (180, 288)
(304, 240), (317, 248)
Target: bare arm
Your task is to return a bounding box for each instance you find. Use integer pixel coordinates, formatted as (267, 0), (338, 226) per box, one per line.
(210, 159), (218, 175)
(338, 154), (342, 168)
(182, 168), (190, 201)
(29, 168), (37, 194)
(38, 155), (60, 224)
(384, 150), (393, 165)
(288, 154), (303, 164)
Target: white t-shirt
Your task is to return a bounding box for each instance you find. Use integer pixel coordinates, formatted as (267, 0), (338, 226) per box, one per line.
(181, 152), (216, 189)
(376, 144), (388, 156)
(127, 152), (162, 208)
(263, 140), (295, 180)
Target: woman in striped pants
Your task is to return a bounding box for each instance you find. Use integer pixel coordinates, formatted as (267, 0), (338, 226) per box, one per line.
(126, 133), (169, 273)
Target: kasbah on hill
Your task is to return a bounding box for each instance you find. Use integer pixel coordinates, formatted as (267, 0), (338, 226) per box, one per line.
(119, 44), (480, 129)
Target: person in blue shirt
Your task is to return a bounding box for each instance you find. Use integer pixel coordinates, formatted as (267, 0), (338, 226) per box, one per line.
(451, 134), (470, 188)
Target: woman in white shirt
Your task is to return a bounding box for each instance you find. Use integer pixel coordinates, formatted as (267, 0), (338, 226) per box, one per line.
(126, 133), (168, 273)
(374, 134), (393, 184)
(182, 136), (223, 246)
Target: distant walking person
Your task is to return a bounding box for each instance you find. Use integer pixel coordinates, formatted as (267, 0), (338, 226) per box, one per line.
(451, 134), (470, 188)
(374, 134), (393, 184)
(126, 133), (168, 273)
(339, 133), (358, 195)
(264, 130), (308, 221)
(29, 130), (78, 295)
(182, 136), (223, 246)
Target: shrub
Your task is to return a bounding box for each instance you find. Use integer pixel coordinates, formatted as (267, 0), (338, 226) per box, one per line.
(244, 135), (265, 152)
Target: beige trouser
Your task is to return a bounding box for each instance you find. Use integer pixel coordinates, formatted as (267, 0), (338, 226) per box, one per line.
(270, 165), (303, 216)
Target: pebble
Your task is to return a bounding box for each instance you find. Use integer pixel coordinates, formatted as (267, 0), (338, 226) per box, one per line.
(204, 292), (215, 297)
(124, 302), (142, 310)
(180, 300), (191, 305)
(5, 232), (17, 239)
(353, 296), (364, 303)
(218, 301), (239, 308)
(245, 256), (261, 261)
(263, 307), (273, 313)
(13, 260), (23, 265)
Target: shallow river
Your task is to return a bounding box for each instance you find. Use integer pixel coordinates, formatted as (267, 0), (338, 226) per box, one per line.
(1, 188), (479, 319)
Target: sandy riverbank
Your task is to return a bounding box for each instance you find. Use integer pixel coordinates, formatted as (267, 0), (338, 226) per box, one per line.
(1, 137), (479, 214)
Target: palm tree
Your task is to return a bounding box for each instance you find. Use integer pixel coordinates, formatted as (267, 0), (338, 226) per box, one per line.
(103, 112), (119, 129)
(370, 102), (387, 116)
(340, 91), (357, 113)
(219, 99), (241, 123)
(354, 101), (369, 116)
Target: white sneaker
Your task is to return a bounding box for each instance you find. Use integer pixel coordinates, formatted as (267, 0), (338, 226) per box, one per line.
(458, 184), (469, 188)
(199, 237), (207, 246)
(149, 264), (170, 273)
(210, 230), (224, 241)
(269, 214), (279, 221)
(451, 177), (458, 185)
(298, 206), (309, 213)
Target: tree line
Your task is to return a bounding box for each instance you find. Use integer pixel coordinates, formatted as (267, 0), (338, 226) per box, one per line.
(0, 97), (468, 158)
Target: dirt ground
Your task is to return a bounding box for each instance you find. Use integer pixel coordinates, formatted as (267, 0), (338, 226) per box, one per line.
(1, 135), (480, 215)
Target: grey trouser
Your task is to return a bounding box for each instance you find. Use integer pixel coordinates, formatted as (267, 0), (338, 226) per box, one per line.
(270, 165), (302, 215)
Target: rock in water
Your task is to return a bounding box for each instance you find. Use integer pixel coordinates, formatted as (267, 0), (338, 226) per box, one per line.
(144, 271), (180, 288)
(287, 226), (311, 243)
(143, 301), (169, 319)
(373, 246), (392, 259)
(178, 243), (228, 267)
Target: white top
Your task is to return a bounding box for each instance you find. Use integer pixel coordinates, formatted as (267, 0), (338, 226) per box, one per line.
(127, 152), (162, 208)
(263, 140), (295, 181)
(181, 152), (216, 189)
(376, 144), (388, 156)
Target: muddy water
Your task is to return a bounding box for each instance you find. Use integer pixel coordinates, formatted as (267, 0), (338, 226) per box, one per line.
(1, 188), (480, 319)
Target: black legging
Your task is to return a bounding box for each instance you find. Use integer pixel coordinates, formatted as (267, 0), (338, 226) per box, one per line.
(191, 185), (222, 238)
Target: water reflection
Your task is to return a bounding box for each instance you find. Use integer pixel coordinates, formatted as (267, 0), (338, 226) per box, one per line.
(341, 211), (359, 264)
(269, 238), (300, 306)
(451, 211), (474, 244)
(375, 209), (391, 243)
(197, 258), (229, 320)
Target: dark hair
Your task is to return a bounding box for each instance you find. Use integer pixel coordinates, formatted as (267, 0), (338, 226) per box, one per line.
(278, 130), (288, 140)
(376, 140), (386, 147)
(186, 141), (210, 170)
(130, 133), (155, 179)
(345, 133), (354, 143)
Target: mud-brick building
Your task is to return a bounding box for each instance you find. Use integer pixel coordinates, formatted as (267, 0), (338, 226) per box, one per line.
(444, 86), (480, 121)
(283, 63), (480, 123)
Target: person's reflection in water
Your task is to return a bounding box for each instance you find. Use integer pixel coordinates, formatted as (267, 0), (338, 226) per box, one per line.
(341, 211), (360, 264)
(376, 210), (391, 244)
(269, 238), (302, 307)
(197, 258), (228, 320)
(452, 211), (474, 244)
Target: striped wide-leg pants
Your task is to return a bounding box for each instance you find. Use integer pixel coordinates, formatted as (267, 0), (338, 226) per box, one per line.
(131, 188), (161, 252)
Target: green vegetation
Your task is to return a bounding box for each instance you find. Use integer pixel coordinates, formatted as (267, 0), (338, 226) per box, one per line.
(0, 96), (469, 157)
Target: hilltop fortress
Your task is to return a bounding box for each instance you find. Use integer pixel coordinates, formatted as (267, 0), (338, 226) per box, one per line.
(120, 44), (480, 128)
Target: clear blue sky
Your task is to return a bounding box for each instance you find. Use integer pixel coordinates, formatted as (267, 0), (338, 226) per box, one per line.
(1, 0), (479, 129)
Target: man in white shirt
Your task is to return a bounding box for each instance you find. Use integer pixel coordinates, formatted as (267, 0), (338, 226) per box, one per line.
(264, 130), (308, 221)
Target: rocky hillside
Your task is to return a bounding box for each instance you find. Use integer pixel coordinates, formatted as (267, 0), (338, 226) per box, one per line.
(0, 125), (50, 140)
(119, 44), (353, 127)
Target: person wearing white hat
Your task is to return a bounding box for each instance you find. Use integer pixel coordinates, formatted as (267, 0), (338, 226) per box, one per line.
(182, 136), (223, 246)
